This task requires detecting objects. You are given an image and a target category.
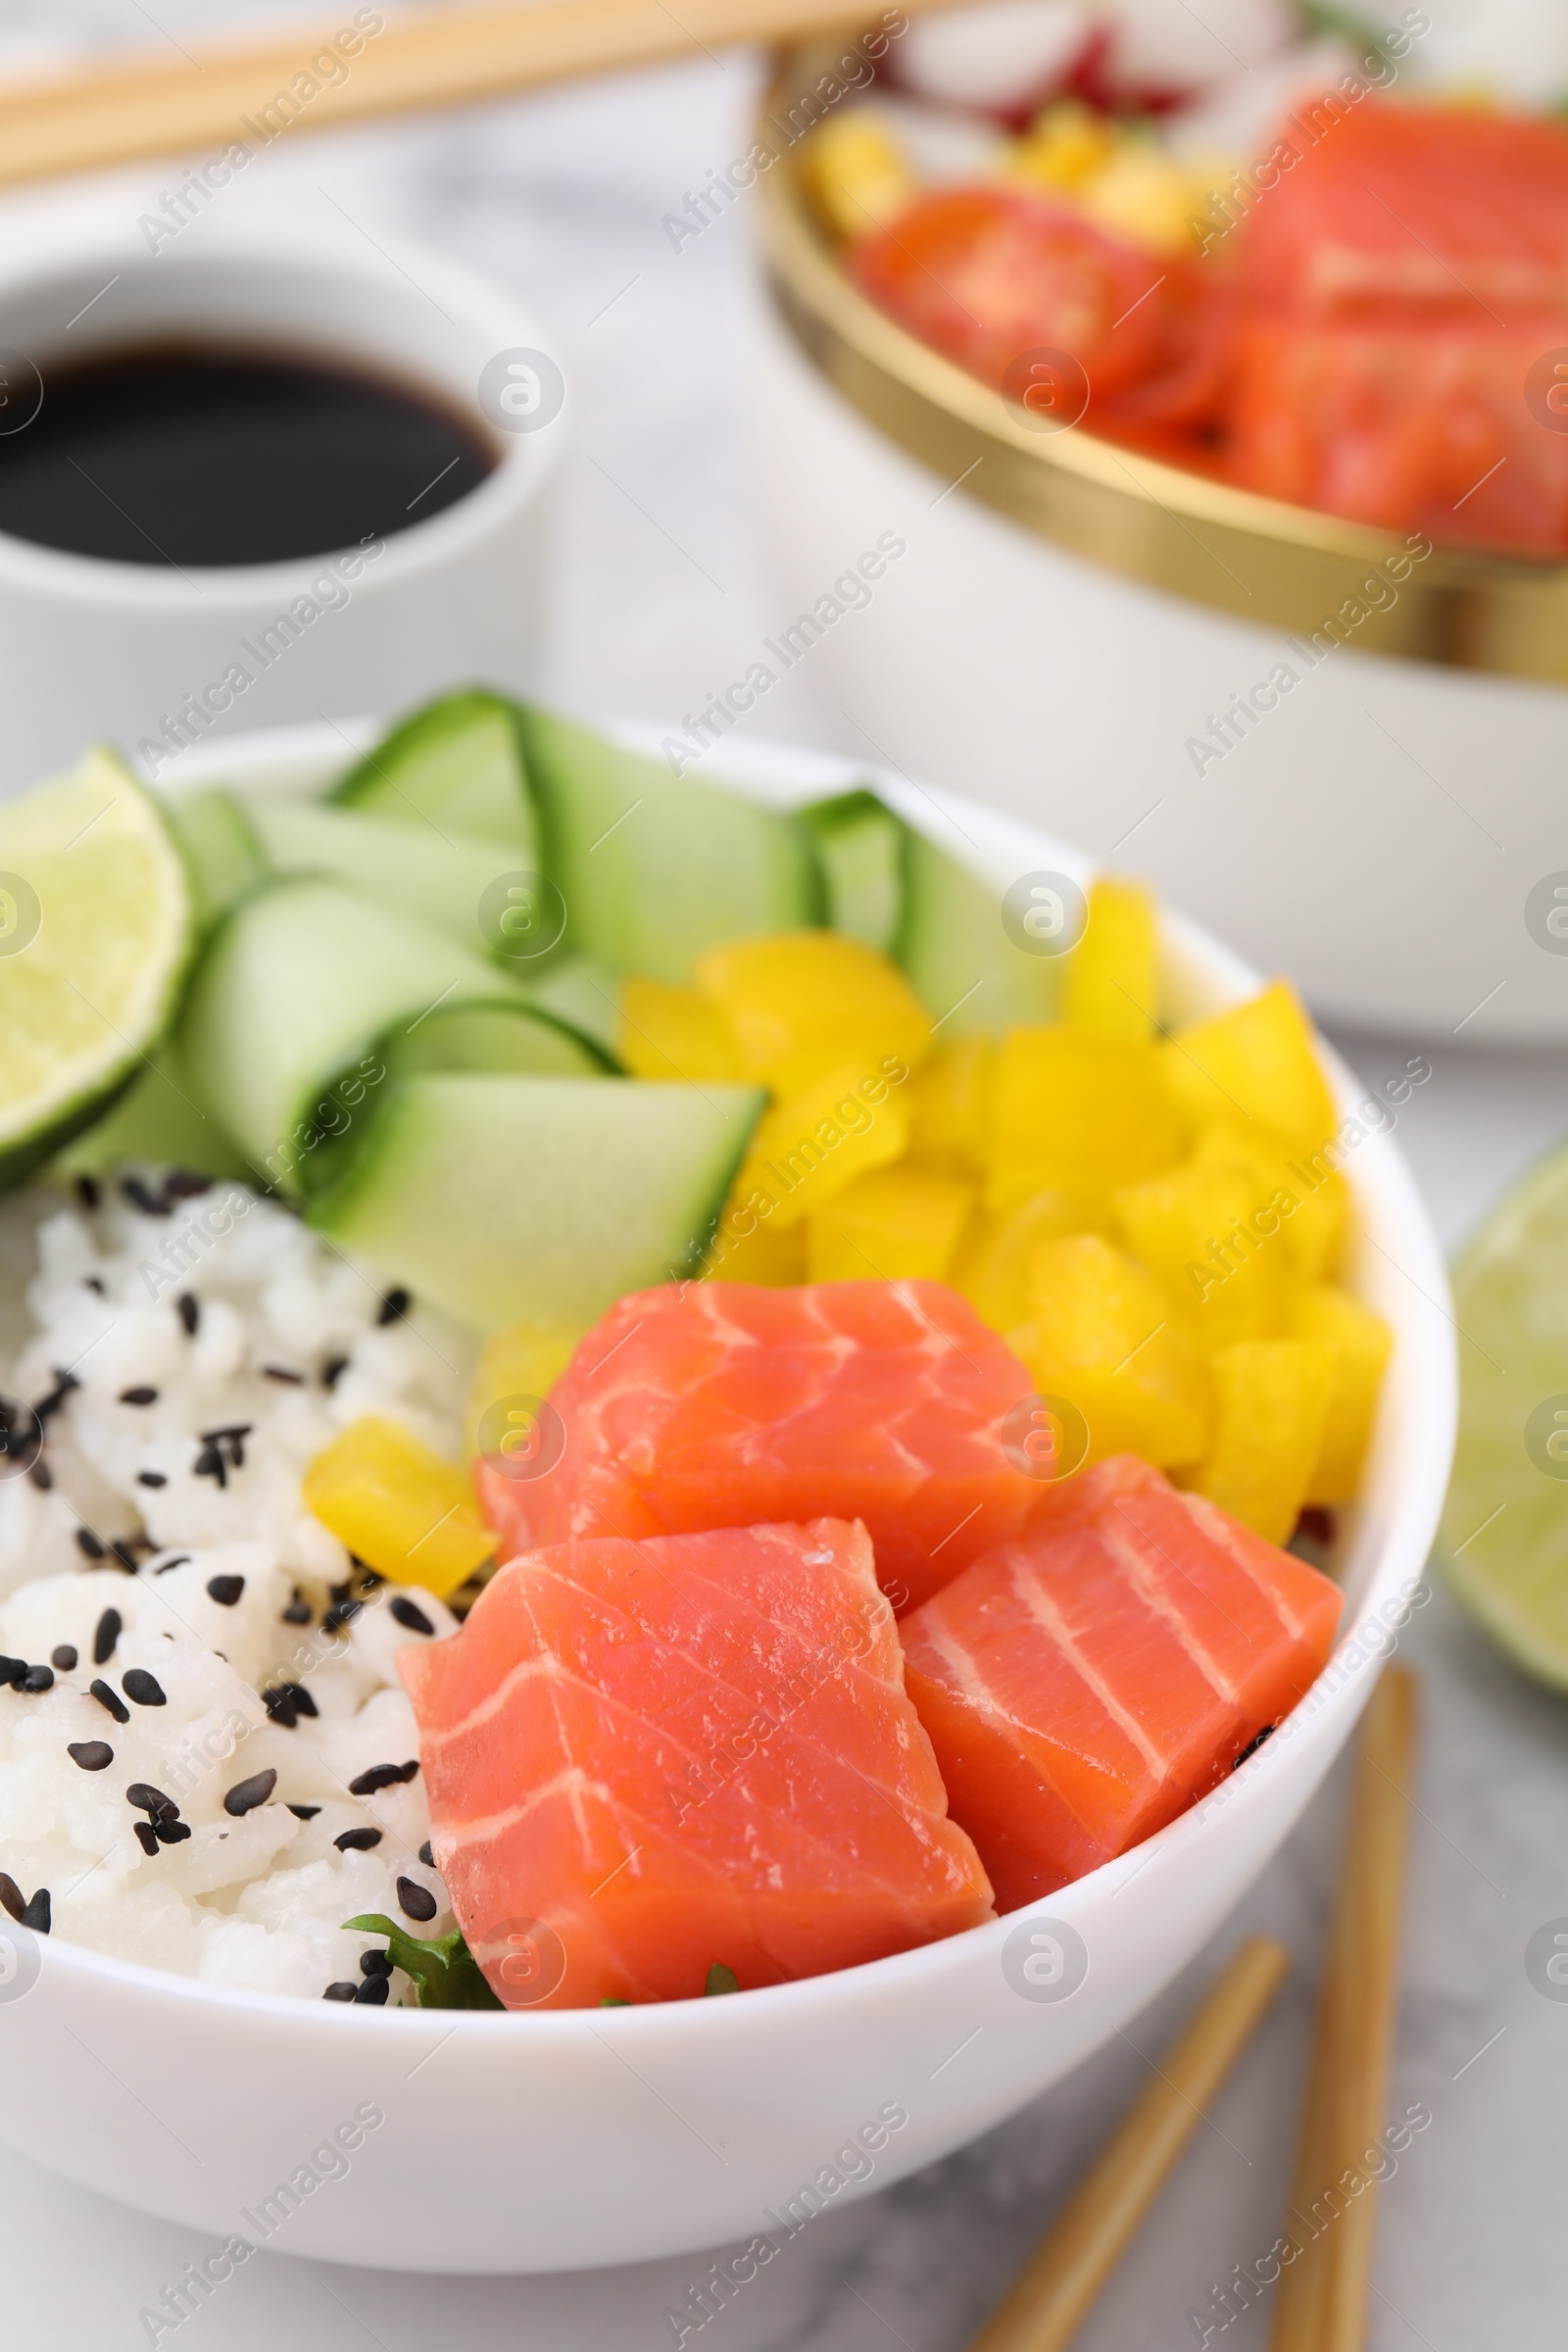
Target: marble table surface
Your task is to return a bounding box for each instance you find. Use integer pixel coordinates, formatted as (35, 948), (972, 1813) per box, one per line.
(2, 6), (1568, 2344)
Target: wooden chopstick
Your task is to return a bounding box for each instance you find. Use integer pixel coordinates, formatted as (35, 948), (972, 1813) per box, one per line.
(1269, 1665), (1418, 2352)
(968, 1934), (1290, 2352)
(0, 0), (958, 191)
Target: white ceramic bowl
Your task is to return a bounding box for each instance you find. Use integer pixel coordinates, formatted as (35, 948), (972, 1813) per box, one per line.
(0, 720), (1455, 2274)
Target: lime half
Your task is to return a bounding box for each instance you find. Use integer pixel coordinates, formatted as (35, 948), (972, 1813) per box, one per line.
(0, 748), (194, 1186)
(1441, 1136), (1568, 1689)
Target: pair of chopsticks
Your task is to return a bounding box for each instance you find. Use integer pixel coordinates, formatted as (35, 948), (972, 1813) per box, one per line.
(0, 0), (966, 192)
(971, 1666), (1419, 2352)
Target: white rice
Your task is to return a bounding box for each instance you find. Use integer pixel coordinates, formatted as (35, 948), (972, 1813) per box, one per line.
(0, 1169), (483, 2003)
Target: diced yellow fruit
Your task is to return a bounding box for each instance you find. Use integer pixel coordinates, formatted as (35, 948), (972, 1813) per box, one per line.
(1003, 99), (1118, 194)
(695, 932), (932, 1096)
(704, 1201), (808, 1286)
(463, 1322), (584, 1460)
(617, 976), (743, 1082)
(1062, 876), (1158, 1043)
(1164, 980), (1337, 1149)
(1287, 1286), (1393, 1503)
(731, 1058), (912, 1231)
(1079, 144), (1234, 254)
(803, 110), (915, 239)
(1014, 1232), (1208, 1467)
(906, 1034), (993, 1176)
(807, 1164), (975, 1284)
(1192, 1119), (1348, 1283)
(1113, 1159), (1289, 1349)
(303, 1416), (493, 1599)
(990, 1027), (1184, 1196)
(1181, 1339), (1334, 1544)
(951, 1187), (1105, 1331)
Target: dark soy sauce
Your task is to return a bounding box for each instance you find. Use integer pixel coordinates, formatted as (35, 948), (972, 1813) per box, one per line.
(0, 340), (496, 567)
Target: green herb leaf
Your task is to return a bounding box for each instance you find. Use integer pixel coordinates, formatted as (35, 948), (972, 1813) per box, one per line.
(600, 1994), (631, 2007)
(343, 1913), (504, 2010)
(705, 1962), (739, 1996)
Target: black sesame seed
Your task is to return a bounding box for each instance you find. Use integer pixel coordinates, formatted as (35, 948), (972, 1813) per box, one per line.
(321, 1354), (349, 1390)
(51, 1645), (77, 1672)
(19, 1665), (53, 1693)
(360, 1949), (392, 1977)
(109, 1541), (140, 1574)
(165, 1170), (211, 1200)
(89, 1678), (129, 1723)
(154, 1818), (192, 1844)
(152, 1554), (190, 1577)
(390, 1596), (435, 1637)
(322, 1981), (359, 2001)
(223, 1769), (277, 1818)
(0, 1873), (22, 1921)
(84, 1275), (106, 1297)
(278, 1680), (317, 1719)
(122, 1176), (168, 1214)
(92, 1608), (122, 1666)
(32, 1371), (79, 1424)
(136, 1471), (168, 1490)
(119, 1387), (159, 1406)
(206, 1575), (245, 1607)
(74, 1528), (106, 1561)
(262, 1364), (304, 1385)
(397, 1877), (437, 1923)
(133, 1821), (160, 1856)
(176, 1292), (200, 1336)
(376, 1288), (411, 1327)
(201, 1423), (253, 1443)
(263, 1686), (299, 1729)
(19, 1888), (49, 1935)
(333, 1827), (382, 1852)
(348, 1760), (419, 1797)
(126, 1783), (178, 1819)
(281, 1596), (313, 1625)
(286, 1803), (320, 1821)
(419, 1841), (434, 1868)
(1231, 1724), (1276, 1772)
(27, 1459), (51, 1492)
(319, 1601), (362, 1637)
(68, 1740), (113, 1771)
(192, 1443), (226, 1489)
(0, 1656), (24, 1689)
(122, 1668), (167, 1708)
(355, 1974), (390, 2005)
(74, 1175), (100, 1211)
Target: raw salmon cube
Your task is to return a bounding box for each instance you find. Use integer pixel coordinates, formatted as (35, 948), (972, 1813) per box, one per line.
(400, 1517), (995, 2005)
(475, 1280), (1042, 1613)
(900, 1456), (1341, 1909)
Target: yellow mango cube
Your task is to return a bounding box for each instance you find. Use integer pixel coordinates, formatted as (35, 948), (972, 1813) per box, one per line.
(1014, 1232), (1208, 1467)
(1164, 980), (1337, 1149)
(803, 111), (915, 239)
(1113, 1159), (1289, 1349)
(807, 1164), (975, 1284)
(463, 1322), (583, 1460)
(703, 1201), (807, 1286)
(695, 931), (931, 1096)
(951, 1187), (1106, 1331)
(732, 1058), (912, 1231)
(304, 1415), (493, 1599)
(990, 1028), (1184, 1197)
(617, 976), (743, 1083)
(1063, 876), (1158, 1042)
(1003, 100), (1117, 194)
(1288, 1285), (1393, 1503)
(906, 1034), (992, 1176)
(1192, 1120), (1348, 1283)
(1181, 1339), (1334, 1544)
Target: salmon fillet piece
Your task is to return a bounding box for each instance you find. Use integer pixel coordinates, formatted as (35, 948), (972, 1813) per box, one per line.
(475, 1280), (1040, 1612)
(400, 1515), (995, 2006)
(900, 1456), (1343, 1910)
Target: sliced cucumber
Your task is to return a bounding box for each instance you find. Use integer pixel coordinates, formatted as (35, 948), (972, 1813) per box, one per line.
(798, 788), (906, 953)
(517, 707), (822, 980)
(0, 750), (195, 1188)
(309, 1072), (764, 1329)
(330, 690), (538, 857)
(379, 998), (615, 1080)
(898, 831), (1063, 1033)
(161, 787), (267, 931)
(518, 953), (622, 1055)
(53, 1040), (250, 1186)
(179, 876), (515, 1196)
(242, 795), (533, 966)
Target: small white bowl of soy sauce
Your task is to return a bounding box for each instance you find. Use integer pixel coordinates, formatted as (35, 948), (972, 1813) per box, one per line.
(0, 210), (564, 792)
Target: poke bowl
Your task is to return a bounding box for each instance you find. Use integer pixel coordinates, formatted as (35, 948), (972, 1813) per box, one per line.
(749, 3), (1568, 1038)
(0, 707), (1452, 2273)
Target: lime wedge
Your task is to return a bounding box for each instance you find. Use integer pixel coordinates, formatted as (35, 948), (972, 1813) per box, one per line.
(1440, 1136), (1568, 1688)
(0, 748), (194, 1186)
